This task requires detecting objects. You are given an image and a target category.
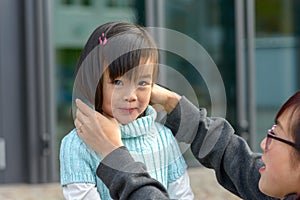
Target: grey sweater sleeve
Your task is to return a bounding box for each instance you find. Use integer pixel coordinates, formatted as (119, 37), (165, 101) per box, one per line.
(96, 146), (169, 200)
(166, 96), (276, 200)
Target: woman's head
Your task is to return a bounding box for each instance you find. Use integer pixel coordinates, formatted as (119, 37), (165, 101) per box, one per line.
(75, 21), (158, 124)
(259, 91), (300, 198)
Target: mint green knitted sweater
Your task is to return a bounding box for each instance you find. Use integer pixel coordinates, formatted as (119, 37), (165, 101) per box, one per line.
(60, 106), (187, 199)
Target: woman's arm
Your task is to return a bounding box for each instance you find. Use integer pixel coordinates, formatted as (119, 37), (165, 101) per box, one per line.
(165, 96), (275, 200)
(75, 85), (275, 200)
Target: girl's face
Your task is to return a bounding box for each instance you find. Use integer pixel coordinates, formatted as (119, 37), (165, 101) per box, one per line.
(101, 63), (154, 124)
(259, 110), (300, 198)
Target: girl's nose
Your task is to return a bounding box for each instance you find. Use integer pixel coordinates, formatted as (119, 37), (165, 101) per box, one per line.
(123, 90), (137, 102)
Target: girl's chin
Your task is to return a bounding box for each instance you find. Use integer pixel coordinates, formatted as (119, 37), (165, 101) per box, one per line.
(117, 116), (136, 124)
(119, 120), (133, 125)
(115, 113), (141, 124)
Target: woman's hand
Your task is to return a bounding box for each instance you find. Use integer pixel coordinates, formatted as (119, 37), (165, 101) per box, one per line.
(74, 99), (123, 157)
(150, 84), (181, 114)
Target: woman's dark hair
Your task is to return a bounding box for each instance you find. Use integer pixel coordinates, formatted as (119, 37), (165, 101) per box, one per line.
(73, 21), (158, 114)
(275, 91), (300, 160)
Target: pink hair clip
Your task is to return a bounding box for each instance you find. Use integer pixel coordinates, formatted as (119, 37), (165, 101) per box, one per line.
(98, 33), (107, 45)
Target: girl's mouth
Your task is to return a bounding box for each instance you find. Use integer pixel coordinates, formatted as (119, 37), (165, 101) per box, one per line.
(119, 108), (136, 114)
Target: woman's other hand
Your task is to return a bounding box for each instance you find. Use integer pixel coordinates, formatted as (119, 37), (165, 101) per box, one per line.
(150, 84), (181, 114)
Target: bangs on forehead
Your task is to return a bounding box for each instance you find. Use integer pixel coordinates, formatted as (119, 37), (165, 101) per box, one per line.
(108, 48), (158, 81)
(103, 31), (158, 80)
(102, 31), (158, 81)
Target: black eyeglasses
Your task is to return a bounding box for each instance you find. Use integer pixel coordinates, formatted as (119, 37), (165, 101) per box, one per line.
(265, 125), (300, 151)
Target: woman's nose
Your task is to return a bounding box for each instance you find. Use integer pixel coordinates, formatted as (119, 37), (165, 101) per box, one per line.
(260, 137), (266, 151)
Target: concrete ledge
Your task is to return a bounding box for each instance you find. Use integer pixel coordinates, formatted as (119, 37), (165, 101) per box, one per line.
(0, 167), (241, 200)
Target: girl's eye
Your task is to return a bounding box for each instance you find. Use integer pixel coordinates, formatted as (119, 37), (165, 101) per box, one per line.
(113, 80), (123, 86)
(138, 81), (150, 86)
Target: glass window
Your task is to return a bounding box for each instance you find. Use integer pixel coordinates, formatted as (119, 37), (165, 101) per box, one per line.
(256, 0), (294, 37)
(255, 0), (300, 151)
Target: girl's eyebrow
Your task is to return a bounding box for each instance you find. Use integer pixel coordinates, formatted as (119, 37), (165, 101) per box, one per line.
(139, 74), (152, 79)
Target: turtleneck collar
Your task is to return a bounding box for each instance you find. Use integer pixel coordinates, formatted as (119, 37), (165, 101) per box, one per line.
(120, 105), (157, 138)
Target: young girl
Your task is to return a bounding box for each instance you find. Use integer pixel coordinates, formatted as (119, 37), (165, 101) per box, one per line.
(60, 21), (194, 199)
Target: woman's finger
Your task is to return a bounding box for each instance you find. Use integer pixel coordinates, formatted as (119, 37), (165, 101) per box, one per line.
(76, 98), (110, 123)
(76, 104), (90, 124)
(74, 118), (82, 130)
(76, 99), (94, 116)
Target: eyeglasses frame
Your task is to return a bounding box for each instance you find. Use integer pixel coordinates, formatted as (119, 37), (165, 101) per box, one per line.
(266, 129), (300, 151)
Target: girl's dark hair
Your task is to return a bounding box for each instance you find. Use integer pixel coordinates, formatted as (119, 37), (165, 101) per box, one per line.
(73, 21), (158, 114)
(275, 91), (300, 160)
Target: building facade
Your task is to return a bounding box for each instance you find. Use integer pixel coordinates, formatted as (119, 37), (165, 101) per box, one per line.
(0, 0), (299, 183)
